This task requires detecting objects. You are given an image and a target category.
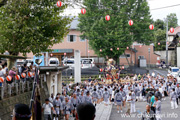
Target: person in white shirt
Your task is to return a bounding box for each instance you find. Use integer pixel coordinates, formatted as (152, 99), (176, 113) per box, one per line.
(42, 99), (55, 120)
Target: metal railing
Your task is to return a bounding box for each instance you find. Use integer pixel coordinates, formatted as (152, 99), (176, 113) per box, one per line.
(0, 77), (43, 100)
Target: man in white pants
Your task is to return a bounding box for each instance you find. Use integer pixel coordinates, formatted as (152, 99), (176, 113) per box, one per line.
(153, 96), (161, 120)
(170, 88), (178, 109)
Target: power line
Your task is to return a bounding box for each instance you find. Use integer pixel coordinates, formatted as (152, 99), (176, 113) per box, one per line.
(151, 3), (180, 10)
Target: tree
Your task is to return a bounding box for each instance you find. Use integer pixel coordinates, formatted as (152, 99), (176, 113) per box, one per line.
(0, 0), (7, 7)
(78, 0), (154, 64)
(166, 13), (178, 28)
(154, 19), (165, 30)
(0, 0), (72, 68)
(154, 29), (166, 51)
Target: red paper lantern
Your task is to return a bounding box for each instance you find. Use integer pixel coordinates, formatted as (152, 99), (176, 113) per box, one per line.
(6, 76), (12, 81)
(149, 24), (154, 30)
(127, 47), (129, 49)
(64, 53), (66, 56)
(122, 66), (124, 69)
(139, 45), (142, 48)
(128, 20), (133, 26)
(57, 1), (62, 7)
(21, 73), (26, 78)
(170, 27), (174, 33)
(167, 42), (169, 44)
(50, 53), (53, 57)
(106, 74), (109, 76)
(100, 68), (103, 72)
(105, 15), (110, 21)
(110, 48), (113, 51)
(100, 49), (102, 52)
(81, 8), (86, 14)
(28, 72), (33, 77)
(0, 77), (4, 82)
(88, 50), (90, 53)
(15, 75), (20, 80)
(117, 48), (119, 50)
(158, 42), (160, 45)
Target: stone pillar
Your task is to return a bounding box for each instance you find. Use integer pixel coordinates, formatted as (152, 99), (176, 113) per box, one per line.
(1, 84), (4, 99)
(15, 83), (18, 95)
(8, 84), (11, 97)
(177, 47), (180, 67)
(46, 72), (51, 96)
(57, 72), (62, 94)
(74, 50), (81, 83)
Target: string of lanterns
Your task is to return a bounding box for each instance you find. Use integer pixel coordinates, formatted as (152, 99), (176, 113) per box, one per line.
(0, 72), (35, 83)
(57, 1), (175, 33)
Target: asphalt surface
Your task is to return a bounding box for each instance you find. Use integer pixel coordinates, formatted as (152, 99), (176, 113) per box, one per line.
(109, 69), (180, 120)
(109, 97), (180, 120)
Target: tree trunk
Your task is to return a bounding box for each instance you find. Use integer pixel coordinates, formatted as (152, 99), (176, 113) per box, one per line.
(7, 58), (16, 70)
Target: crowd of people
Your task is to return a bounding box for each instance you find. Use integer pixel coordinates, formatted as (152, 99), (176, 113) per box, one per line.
(41, 72), (180, 120)
(1, 62), (180, 120)
(0, 62), (35, 85)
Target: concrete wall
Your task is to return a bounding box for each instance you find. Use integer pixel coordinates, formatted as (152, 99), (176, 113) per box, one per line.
(177, 47), (180, 67)
(0, 83), (49, 120)
(155, 50), (176, 65)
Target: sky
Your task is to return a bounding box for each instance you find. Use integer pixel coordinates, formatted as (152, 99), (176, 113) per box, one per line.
(62, 0), (180, 26)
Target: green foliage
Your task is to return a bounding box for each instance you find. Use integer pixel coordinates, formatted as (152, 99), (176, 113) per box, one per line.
(78, 0), (153, 61)
(154, 19), (165, 30)
(166, 13), (178, 28)
(154, 29), (166, 51)
(0, 0), (73, 56)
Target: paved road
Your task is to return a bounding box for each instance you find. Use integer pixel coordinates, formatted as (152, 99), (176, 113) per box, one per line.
(110, 69), (180, 120)
(109, 97), (180, 120)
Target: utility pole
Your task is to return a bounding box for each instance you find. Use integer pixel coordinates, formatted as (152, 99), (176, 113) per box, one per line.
(166, 19), (168, 67)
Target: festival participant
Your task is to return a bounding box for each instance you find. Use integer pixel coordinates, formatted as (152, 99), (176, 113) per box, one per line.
(92, 88), (99, 106)
(114, 90), (123, 113)
(61, 97), (72, 120)
(175, 84), (180, 104)
(42, 99), (55, 120)
(71, 93), (80, 118)
(121, 88), (126, 107)
(141, 105), (155, 120)
(85, 91), (92, 103)
(79, 91), (86, 103)
(130, 90), (136, 113)
(49, 93), (55, 103)
(53, 96), (62, 120)
(103, 88), (110, 106)
(97, 87), (103, 104)
(126, 92), (132, 114)
(153, 96), (161, 120)
(170, 88), (178, 109)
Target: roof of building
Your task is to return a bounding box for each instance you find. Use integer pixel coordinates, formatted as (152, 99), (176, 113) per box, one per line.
(168, 26), (180, 36)
(68, 16), (79, 30)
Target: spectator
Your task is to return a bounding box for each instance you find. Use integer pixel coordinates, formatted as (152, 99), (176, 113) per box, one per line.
(76, 102), (96, 120)
(141, 105), (155, 120)
(21, 63), (28, 73)
(42, 98), (55, 120)
(150, 93), (155, 113)
(2, 64), (7, 77)
(9, 66), (17, 81)
(12, 104), (31, 120)
(0, 65), (5, 77)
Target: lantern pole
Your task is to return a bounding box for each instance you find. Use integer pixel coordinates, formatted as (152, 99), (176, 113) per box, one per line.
(166, 19), (168, 67)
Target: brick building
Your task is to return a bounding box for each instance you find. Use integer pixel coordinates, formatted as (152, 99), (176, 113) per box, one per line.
(26, 17), (160, 66)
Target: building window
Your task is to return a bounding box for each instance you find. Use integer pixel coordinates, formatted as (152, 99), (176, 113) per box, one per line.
(80, 37), (85, 42)
(138, 56), (145, 59)
(120, 54), (131, 58)
(67, 35), (76, 42)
